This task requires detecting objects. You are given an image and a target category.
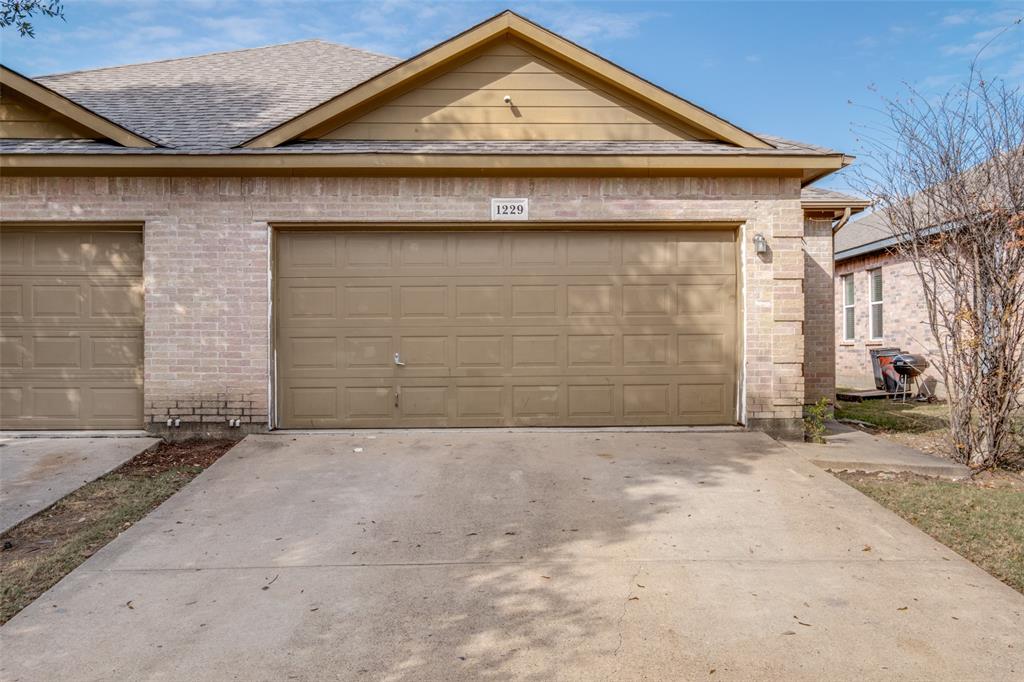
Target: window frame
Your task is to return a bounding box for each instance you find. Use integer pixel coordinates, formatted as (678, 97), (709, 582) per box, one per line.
(868, 268), (884, 340)
(841, 273), (856, 341)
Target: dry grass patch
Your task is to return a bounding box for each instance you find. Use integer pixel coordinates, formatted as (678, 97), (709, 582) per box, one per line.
(0, 440), (234, 624)
(835, 399), (1024, 465)
(837, 470), (1024, 593)
(835, 399), (952, 456)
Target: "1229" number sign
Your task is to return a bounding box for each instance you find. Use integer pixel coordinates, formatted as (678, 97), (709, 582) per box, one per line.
(491, 198), (529, 221)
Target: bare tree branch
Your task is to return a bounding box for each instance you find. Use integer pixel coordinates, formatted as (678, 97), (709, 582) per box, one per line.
(852, 69), (1024, 469)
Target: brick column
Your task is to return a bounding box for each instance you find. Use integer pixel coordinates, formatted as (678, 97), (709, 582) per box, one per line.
(767, 204), (807, 437)
(802, 215), (836, 406)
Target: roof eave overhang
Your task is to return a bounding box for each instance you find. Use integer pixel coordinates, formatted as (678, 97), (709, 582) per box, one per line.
(0, 152), (847, 177)
(835, 241), (893, 262)
(801, 200), (870, 219)
(240, 11), (773, 150)
(1, 66), (158, 149)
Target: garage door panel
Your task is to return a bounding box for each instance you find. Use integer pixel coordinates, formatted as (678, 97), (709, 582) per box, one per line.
(345, 286), (392, 319)
(281, 327), (732, 380)
(0, 229), (144, 430)
(0, 381), (144, 429)
(1, 276), (143, 327)
(278, 231), (735, 279)
(456, 385), (505, 419)
(567, 384), (615, 418)
(1, 230), (143, 277)
(399, 385), (449, 417)
(280, 276), (732, 328)
(455, 285), (505, 318)
(277, 230), (737, 427)
(399, 286), (448, 318)
(2, 329), (143, 373)
(279, 376), (736, 428)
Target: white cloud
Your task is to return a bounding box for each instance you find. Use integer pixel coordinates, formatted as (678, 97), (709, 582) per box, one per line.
(521, 3), (660, 44)
(942, 25), (1017, 59)
(197, 16), (271, 45)
(942, 11), (973, 26)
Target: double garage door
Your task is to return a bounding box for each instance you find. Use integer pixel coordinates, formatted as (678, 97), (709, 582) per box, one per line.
(277, 229), (738, 428)
(0, 228), (144, 429)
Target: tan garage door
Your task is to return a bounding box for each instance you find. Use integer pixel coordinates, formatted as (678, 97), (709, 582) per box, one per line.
(0, 228), (144, 429)
(276, 229), (737, 428)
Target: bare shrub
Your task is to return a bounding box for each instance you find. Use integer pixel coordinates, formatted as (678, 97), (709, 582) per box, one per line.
(853, 72), (1024, 469)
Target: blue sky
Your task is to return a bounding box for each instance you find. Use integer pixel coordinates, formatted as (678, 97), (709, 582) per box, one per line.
(1, 1), (1022, 190)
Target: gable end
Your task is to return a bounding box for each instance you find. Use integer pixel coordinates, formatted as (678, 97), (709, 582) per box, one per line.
(0, 66), (156, 148)
(242, 11), (771, 149)
(315, 37), (705, 142)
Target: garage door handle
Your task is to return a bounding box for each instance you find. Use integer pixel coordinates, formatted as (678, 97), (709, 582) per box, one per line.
(394, 352), (405, 367)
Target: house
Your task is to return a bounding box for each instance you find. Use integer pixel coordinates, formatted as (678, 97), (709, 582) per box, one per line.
(834, 210), (943, 396)
(0, 11), (867, 438)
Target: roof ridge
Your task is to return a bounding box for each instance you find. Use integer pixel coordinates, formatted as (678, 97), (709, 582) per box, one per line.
(37, 39), (393, 80)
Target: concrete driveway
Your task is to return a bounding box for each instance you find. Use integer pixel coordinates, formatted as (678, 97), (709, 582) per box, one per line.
(2, 431), (1021, 681)
(0, 436), (159, 533)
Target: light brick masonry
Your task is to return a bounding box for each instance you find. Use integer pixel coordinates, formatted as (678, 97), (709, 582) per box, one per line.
(835, 251), (944, 397)
(803, 216), (837, 407)
(0, 174), (831, 438)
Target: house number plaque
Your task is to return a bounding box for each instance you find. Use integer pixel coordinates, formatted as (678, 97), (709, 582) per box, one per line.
(490, 198), (529, 221)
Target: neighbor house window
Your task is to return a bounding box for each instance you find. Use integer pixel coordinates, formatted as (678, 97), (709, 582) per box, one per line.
(869, 268), (884, 339)
(842, 274), (855, 340)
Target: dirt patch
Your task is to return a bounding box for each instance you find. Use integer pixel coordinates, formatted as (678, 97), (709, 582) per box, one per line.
(842, 469), (1023, 490)
(0, 440), (235, 624)
(122, 439), (230, 474)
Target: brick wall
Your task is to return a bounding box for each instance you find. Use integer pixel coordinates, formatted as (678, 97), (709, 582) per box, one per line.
(1, 174), (814, 437)
(835, 251), (943, 396)
(803, 216), (836, 406)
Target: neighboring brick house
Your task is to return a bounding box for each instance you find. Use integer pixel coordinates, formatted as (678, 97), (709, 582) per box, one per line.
(0, 11), (866, 438)
(834, 211), (943, 396)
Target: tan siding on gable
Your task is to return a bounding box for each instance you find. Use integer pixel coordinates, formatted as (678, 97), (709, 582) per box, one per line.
(321, 38), (702, 141)
(0, 86), (94, 139)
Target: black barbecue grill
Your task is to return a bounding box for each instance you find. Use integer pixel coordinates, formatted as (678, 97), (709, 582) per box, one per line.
(892, 354), (929, 377)
(892, 353), (933, 402)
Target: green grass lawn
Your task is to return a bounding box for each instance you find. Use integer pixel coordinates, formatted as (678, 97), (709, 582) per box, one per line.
(835, 398), (949, 433)
(838, 472), (1024, 594)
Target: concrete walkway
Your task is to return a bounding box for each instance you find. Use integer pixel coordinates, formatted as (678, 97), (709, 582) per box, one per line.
(2, 431), (1021, 681)
(0, 436), (159, 533)
(787, 421), (971, 479)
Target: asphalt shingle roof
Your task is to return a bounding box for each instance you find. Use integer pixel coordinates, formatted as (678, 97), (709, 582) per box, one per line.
(14, 40), (856, 159)
(835, 211), (892, 256)
(801, 187), (869, 205)
(35, 40), (399, 150)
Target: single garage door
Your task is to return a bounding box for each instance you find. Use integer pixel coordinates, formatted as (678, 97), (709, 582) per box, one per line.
(276, 229), (737, 428)
(0, 228), (144, 429)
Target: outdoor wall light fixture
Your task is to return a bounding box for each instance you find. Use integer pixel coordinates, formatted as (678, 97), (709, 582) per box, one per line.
(753, 233), (768, 254)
